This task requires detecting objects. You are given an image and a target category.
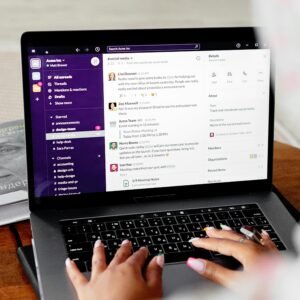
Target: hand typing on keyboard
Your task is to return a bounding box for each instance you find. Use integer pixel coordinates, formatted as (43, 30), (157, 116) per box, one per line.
(187, 226), (280, 289)
(66, 240), (163, 300)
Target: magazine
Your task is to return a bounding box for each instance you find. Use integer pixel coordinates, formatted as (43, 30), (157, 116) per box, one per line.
(0, 119), (29, 225)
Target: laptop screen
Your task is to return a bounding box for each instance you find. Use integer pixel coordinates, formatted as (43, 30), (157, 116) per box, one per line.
(26, 39), (270, 198)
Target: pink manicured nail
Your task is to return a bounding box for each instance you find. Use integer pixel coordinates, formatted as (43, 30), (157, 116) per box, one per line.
(65, 258), (72, 268)
(261, 229), (270, 237)
(94, 240), (102, 248)
(186, 257), (206, 274)
(188, 237), (200, 243)
(203, 226), (215, 232)
(121, 239), (130, 245)
(156, 255), (164, 268)
(220, 224), (232, 231)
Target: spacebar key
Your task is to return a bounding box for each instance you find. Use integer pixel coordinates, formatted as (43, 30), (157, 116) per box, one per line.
(165, 249), (211, 263)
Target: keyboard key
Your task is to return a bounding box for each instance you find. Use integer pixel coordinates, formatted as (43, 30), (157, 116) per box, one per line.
(67, 242), (92, 253)
(128, 238), (138, 247)
(240, 218), (256, 226)
(186, 223), (201, 231)
(69, 252), (91, 262)
(108, 239), (121, 250)
(203, 213), (217, 222)
(176, 216), (190, 224)
(152, 235), (167, 244)
(75, 261), (87, 272)
(120, 221), (135, 229)
(106, 222), (121, 230)
(91, 223), (106, 232)
(213, 221), (226, 229)
(148, 218), (163, 226)
(243, 209), (263, 218)
(193, 231), (207, 238)
(216, 212), (230, 220)
(173, 224), (188, 233)
(180, 232), (195, 241)
(254, 217), (269, 225)
(200, 221), (214, 228)
(177, 242), (193, 252)
(77, 224), (92, 234)
(102, 231), (117, 240)
(166, 234), (181, 243)
(229, 211), (244, 219)
(159, 226), (174, 235)
(163, 243), (180, 253)
(145, 227), (160, 236)
(148, 245), (164, 255)
(189, 215), (204, 222)
(86, 233), (101, 242)
(162, 216), (177, 225)
(134, 219), (149, 228)
(227, 219), (242, 228)
(62, 225), (77, 234)
(116, 230), (131, 239)
(130, 228), (146, 237)
(137, 237), (153, 246)
(65, 234), (87, 244)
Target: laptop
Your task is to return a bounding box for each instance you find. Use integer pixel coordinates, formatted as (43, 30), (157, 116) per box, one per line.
(21, 28), (297, 299)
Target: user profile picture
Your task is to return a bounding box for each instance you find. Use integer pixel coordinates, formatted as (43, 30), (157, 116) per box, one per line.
(108, 72), (116, 81)
(91, 57), (100, 66)
(109, 142), (118, 150)
(110, 164), (118, 172)
(109, 102), (117, 111)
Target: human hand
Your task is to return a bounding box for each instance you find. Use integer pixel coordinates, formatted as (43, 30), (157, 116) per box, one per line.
(187, 227), (279, 289)
(66, 240), (164, 300)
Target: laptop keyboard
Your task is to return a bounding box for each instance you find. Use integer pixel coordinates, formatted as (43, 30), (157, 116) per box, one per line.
(60, 204), (286, 272)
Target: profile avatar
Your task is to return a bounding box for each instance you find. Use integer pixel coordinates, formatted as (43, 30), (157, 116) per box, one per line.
(110, 164), (118, 172)
(109, 102), (117, 111)
(108, 72), (116, 81)
(109, 142), (118, 150)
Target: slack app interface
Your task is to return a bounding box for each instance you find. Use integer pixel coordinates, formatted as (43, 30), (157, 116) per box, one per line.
(28, 45), (270, 197)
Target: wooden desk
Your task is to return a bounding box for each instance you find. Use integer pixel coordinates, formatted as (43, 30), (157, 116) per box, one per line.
(0, 142), (299, 300)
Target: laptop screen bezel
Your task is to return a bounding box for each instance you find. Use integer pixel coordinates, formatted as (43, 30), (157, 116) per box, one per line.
(21, 27), (274, 211)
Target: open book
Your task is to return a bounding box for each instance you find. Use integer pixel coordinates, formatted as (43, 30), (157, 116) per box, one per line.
(0, 119), (29, 225)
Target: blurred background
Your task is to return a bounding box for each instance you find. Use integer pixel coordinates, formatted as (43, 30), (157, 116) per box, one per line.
(0, 0), (299, 147)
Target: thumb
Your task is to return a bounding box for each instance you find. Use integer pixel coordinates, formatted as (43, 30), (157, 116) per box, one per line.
(186, 257), (239, 288)
(145, 255), (164, 289)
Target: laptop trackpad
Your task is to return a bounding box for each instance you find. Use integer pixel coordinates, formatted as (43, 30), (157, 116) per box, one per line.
(163, 262), (217, 297)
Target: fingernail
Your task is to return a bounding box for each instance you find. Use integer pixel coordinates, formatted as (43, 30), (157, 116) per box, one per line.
(261, 230), (270, 237)
(186, 257), (206, 274)
(220, 224), (232, 231)
(121, 239), (130, 245)
(156, 255), (164, 268)
(203, 226), (215, 232)
(188, 237), (200, 243)
(140, 246), (149, 256)
(94, 240), (102, 248)
(65, 257), (72, 268)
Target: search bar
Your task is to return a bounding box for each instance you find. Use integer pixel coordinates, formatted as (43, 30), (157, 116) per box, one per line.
(107, 43), (200, 53)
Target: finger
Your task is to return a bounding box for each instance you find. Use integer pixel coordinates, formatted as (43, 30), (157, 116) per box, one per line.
(145, 255), (164, 288)
(91, 240), (107, 281)
(186, 257), (239, 289)
(205, 227), (246, 242)
(261, 230), (278, 251)
(190, 237), (252, 264)
(126, 246), (148, 269)
(109, 240), (132, 268)
(66, 258), (88, 292)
